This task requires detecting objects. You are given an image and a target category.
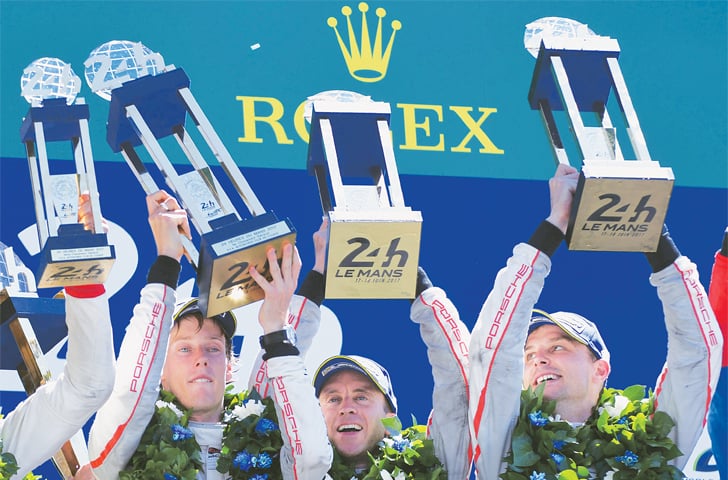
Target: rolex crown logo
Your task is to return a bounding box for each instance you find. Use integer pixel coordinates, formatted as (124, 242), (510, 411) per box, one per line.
(327, 2), (402, 83)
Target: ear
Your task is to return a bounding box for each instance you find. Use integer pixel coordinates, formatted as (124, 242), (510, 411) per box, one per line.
(594, 359), (611, 383)
(226, 358), (234, 384)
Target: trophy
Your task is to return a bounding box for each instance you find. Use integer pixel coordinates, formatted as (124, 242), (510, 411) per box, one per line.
(0, 243), (85, 478)
(19, 57), (115, 288)
(525, 18), (674, 252)
(306, 90), (421, 299)
(84, 40), (295, 317)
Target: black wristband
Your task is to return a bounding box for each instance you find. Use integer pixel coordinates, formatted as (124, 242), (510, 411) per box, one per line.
(147, 255), (181, 288)
(297, 270), (325, 306)
(644, 225), (681, 273)
(262, 343), (300, 361)
(411, 266), (434, 303)
(527, 221), (565, 258)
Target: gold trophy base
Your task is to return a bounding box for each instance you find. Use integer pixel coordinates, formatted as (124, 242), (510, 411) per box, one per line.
(567, 161), (674, 252)
(325, 210), (422, 299)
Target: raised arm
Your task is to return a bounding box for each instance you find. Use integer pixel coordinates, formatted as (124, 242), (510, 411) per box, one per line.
(250, 244), (333, 479)
(87, 191), (188, 478)
(468, 164), (575, 478)
(410, 267), (472, 479)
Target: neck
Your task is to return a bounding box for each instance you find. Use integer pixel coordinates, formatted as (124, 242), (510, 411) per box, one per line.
(554, 399), (595, 424)
(189, 406), (223, 423)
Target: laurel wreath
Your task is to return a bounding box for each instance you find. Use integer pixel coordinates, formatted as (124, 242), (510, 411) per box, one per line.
(327, 416), (446, 480)
(120, 386), (282, 480)
(501, 383), (683, 480)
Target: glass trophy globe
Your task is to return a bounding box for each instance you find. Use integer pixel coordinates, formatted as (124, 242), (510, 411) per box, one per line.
(303, 90), (373, 123)
(20, 57), (81, 106)
(84, 40), (165, 101)
(524, 17), (597, 58)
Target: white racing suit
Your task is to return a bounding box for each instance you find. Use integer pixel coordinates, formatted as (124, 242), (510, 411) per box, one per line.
(87, 258), (331, 480)
(292, 271), (473, 479)
(1, 286), (115, 479)
(468, 222), (723, 479)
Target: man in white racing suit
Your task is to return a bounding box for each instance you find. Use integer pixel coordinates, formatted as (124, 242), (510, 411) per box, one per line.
(295, 219), (473, 479)
(468, 164), (722, 478)
(86, 191), (331, 480)
(1, 192), (115, 479)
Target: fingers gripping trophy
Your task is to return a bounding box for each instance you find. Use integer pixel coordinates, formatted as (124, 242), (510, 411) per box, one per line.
(19, 57), (115, 288)
(83, 40), (295, 317)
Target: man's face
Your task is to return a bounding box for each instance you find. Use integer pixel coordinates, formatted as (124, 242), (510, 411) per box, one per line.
(523, 325), (608, 417)
(318, 370), (391, 466)
(161, 316), (231, 422)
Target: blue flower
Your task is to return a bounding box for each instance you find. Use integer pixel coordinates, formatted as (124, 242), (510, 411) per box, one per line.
(616, 450), (639, 467)
(617, 416), (629, 425)
(233, 450), (253, 471)
(552, 439), (565, 450)
(255, 417), (279, 436)
(392, 438), (411, 452)
(529, 472), (546, 480)
(251, 475), (268, 480)
(550, 452), (565, 465)
(528, 411), (549, 427)
(163, 473), (179, 480)
(254, 452), (273, 469)
(170, 424), (193, 442)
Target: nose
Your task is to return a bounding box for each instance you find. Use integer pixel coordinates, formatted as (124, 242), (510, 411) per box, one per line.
(530, 350), (549, 366)
(338, 396), (356, 415)
(194, 350), (209, 367)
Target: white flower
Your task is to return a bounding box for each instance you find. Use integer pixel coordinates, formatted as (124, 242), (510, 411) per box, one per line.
(602, 394), (629, 418)
(230, 400), (265, 420)
(156, 400), (183, 418)
(380, 471), (406, 480)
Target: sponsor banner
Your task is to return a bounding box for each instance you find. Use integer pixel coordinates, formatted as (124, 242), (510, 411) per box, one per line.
(0, 1), (726, 189)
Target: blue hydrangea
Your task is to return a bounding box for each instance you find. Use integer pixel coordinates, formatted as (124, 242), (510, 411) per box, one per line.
(529, 472), (546, 480)
(250, 475), (268, 480)
(550, 452), (565, 465)
(170, 424), (193, 442)
(552, 439), (565, 450)
(616, 450), (639, 467)
(254, 452), (273, 469)
(233, 450), (254, 471)
(617, 416), (629, 425)
(392, 438), (411, 452)
(528, 411), (549, 427)
(255, 418), (279, 436)
(163, 473), (178, 480)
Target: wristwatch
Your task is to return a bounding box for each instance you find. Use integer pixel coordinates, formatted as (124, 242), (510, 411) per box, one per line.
(259, 325), (297, 349)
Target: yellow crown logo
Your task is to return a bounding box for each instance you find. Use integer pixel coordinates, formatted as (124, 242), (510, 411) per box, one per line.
(327, 2), (402, 83)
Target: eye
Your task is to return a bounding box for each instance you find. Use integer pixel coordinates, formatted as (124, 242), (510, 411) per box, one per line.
(326, 396), (341, 405)
(355, 394), (369, 402)
(525, 352), (535, 361)
(552, 344), (565, 352)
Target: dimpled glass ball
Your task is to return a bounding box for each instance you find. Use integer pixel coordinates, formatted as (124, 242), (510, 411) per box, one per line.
(20, 57), (81, 105)
(84, 40), (165, 101)
(523, 17), (597, 58)
(303, 90), (372, 123)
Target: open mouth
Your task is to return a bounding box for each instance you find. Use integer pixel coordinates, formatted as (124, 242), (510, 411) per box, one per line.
(191, 377), (213, 383)
(535, 374), (558, 385)
(337, 424), (362, 433)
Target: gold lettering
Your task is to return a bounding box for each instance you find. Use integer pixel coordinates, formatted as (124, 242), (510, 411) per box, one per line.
(236, 96), (294, 145)
(396, 103), (444, 151)
(449, 106), (503, 154)
(293, 100), (309, 143)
